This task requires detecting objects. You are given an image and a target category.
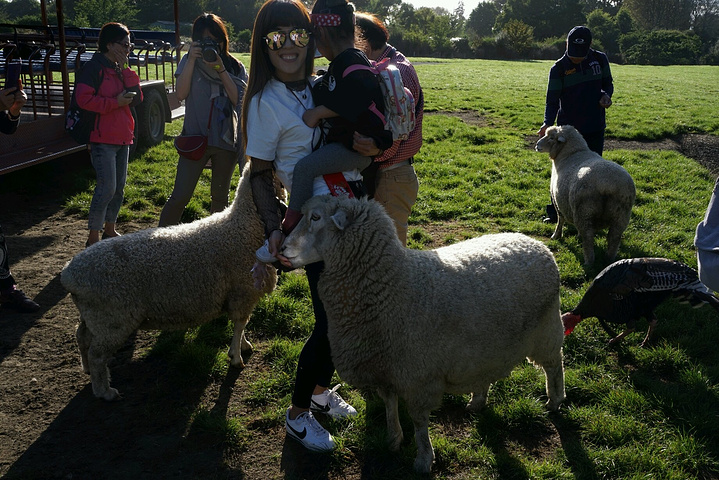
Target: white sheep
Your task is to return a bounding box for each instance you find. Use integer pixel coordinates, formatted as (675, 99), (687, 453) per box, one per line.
(60, 163), (276, 401)
(536, 125), (636, 266)
(280, 195), (566, 473)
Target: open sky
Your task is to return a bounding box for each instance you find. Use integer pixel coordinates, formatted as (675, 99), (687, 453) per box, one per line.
(401, 0), (482, 17)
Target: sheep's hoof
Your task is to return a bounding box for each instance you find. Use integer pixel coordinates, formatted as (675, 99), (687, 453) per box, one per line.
(98, 387), (121, 402)
(545, 397), (565, 412)
(387, 432), (403, 452)
(550, 233), (561, 240)
(466, 395), (486, 412)
(413, 454), (434, 474)
(229, 356), (246, 369)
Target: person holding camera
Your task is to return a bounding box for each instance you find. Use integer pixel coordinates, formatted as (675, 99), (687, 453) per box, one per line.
(159, 13), (248, 227)
(77, 22), (143, 247)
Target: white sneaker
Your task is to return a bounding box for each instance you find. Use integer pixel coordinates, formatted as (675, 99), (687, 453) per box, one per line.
(310, 384), (358, 419)
(285, 408), (335, 452)
(255, 240), (276, 263)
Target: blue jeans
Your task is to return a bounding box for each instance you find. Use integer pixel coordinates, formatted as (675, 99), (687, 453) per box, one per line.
(88, 143), (129, 231)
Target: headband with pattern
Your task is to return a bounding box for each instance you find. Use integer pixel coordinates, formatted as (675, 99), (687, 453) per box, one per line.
(310, 13), (342, 27)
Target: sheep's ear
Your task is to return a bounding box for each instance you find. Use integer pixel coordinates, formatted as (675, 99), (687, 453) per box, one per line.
(330, 209), (350, 230)
(557, 135), (566, 143)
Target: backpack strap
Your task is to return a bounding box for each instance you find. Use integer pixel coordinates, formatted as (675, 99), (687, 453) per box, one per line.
(342, 57), (391, 78)
(342, 63), (376, 77)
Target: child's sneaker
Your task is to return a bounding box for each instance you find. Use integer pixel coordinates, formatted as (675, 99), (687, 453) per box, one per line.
(285, 407), (335, 452)
(310, 384), (357, 419)
(255, 240), (276, 264)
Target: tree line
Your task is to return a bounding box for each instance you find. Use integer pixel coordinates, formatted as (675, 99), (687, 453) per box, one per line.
(1, 0), (718, 65)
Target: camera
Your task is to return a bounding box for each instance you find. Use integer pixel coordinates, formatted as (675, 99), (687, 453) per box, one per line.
(200, 37), (219, 62)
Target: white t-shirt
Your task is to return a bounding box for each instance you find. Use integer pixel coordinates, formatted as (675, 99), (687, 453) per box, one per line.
(245, 78), (361, 197)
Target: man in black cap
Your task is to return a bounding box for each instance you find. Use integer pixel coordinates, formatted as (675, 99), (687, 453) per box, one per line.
(538, 25), (614, 222)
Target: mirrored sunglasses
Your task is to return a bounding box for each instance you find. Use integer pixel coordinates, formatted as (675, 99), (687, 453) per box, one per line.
(264, 28), (311, 51)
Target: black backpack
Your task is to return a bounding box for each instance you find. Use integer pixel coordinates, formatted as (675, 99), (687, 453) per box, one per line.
(65, 61), (104, 144)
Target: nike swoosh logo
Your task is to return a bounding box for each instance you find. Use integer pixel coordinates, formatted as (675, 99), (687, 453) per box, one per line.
(311, 400), (330, 413)
(287, 422), (307, 439)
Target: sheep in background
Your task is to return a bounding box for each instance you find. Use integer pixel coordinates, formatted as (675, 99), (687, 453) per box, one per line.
(536, 124), (635, 266)
(280, 195), (566, 473)
(61, 163), (276, 401)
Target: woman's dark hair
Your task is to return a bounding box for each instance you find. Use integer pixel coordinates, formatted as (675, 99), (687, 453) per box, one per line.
(98, 22), (130, 53)
(242, 0), (315, 148)
(192, 13), (231, 56)
(355, 12), (388, 52)
(311, 0), (355, 40)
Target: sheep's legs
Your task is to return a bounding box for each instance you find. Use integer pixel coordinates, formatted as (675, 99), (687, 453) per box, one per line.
(228, 313), (252, 368)
(550, 217), (564, 240)
(376, 388), (403, 451)
(542, 362), (566, 411)
(87, 339), (125, 401)
(466, 383), (490, 411)
(407, 405), (434, 473)
(606, 225), (624, 263)
(580, 227), (596, 265)
(75, 319), (92, 374)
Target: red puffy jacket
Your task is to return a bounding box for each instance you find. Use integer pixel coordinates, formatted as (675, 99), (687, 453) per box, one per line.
(75, 53), (143, 145)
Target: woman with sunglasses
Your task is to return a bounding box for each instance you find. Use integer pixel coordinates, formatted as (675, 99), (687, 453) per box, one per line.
(243, 0), (364, 453)
(158, 13), (248, 227)
(77, 22), (142, 247)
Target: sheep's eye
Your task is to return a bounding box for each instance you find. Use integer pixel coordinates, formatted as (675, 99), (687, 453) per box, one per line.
(310, 213), (320, 222)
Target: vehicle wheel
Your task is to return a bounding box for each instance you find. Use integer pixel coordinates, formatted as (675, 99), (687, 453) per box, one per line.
(137, 88), (166, 146)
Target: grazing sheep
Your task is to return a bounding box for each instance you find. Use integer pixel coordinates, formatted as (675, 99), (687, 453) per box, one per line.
(280, 195), (566, 473)
(536, 124), (636, 266)
(60, 163), (276, 401)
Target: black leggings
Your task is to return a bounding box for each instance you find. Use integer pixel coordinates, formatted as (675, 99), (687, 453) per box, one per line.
(0, 224), (16, 291)
(291, 261), (335, 408)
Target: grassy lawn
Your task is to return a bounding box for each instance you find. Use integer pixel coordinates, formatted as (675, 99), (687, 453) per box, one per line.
(45, 59), (719, 478)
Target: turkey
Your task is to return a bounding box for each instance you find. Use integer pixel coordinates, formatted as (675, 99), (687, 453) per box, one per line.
(562, 257), (719, 347)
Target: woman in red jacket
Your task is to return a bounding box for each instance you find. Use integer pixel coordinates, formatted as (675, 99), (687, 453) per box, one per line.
(76, 22), (142, 247)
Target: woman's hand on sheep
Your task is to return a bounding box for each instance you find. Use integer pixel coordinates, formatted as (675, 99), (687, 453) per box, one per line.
(268, 230), (293, 268)
(537, 124), (549, 138)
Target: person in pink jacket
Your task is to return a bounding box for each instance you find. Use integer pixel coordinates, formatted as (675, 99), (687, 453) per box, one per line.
(75, 22), (142, 247)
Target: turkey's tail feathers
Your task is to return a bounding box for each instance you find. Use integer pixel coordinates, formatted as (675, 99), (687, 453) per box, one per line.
(672, 278), (719, 314)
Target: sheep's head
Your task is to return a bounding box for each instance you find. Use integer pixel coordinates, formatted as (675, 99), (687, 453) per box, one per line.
(535, 125), (587, 161)
(281, 195), (366, 269)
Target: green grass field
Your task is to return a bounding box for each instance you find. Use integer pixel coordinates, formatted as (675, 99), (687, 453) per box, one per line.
(34, 58), (719, 478)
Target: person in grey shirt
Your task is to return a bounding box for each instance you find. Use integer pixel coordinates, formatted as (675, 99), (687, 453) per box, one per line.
(159, 13), (248, 226)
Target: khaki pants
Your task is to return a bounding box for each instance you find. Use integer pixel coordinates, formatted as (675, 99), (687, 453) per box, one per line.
(373, 162), (419, 245)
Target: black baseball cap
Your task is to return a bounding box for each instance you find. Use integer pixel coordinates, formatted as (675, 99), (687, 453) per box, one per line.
(567, 26), (591, 57)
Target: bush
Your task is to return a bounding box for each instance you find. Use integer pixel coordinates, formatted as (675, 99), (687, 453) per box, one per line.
(502, 19), (534, 58)
(389, 29), (433, 57)
(700, 39), (719, 65)
(533, 36), (565, 60)
(235, 29), (251, 53)
(471, 36), (502, 59)
(620, 29), (702, 65)
(451, 37), (473, 58)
